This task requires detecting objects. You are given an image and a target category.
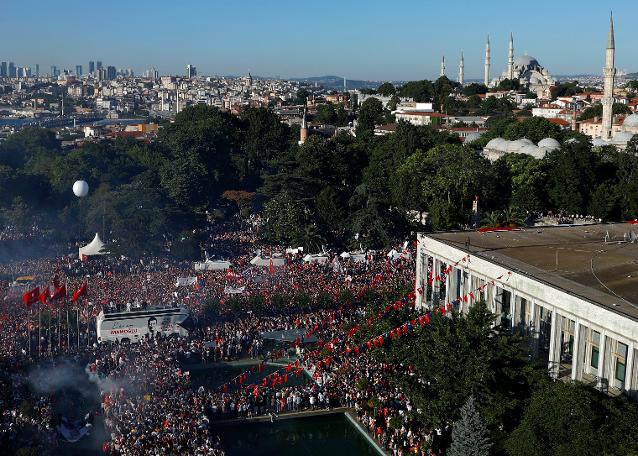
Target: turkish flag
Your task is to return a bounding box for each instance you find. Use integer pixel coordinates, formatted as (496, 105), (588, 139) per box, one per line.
(72, 282), (87, 302)
(39, 287), (50, 305)
(269, 257), (274, 274)
(51, 285), (67, 301)
(23, 287), (40, 307)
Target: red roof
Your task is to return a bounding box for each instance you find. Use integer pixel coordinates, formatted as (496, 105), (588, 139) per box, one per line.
(547, 118), (569, 126)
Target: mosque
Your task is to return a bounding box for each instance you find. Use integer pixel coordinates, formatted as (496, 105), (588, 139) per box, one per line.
(488, 33), (556, 98)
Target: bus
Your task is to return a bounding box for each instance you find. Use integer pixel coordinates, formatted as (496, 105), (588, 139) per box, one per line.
(96, 307), (192, 343)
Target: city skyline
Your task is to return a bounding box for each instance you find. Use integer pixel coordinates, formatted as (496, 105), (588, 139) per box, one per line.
(1, 0), (637, 80)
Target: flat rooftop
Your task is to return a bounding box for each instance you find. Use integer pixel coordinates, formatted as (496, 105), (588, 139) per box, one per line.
(425, 223), (638, 322)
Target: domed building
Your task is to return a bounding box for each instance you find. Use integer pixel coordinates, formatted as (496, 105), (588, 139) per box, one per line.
(483, 137), (560, 161)
(489, 34), (555, 97)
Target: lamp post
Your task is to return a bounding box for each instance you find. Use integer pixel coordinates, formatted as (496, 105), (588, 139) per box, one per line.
(72, 180), (89, 350)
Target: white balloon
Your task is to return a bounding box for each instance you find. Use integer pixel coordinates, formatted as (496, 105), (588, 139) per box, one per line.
(73, 180), (89, 197)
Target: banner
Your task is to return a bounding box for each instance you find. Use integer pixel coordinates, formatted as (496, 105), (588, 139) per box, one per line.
(175, 277), (197, 287)
(224, 285), (246, 295)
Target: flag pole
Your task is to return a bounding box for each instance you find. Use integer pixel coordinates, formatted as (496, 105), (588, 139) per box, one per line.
(38, 300), (41, 357)
(28, 306), (31, 358)
(77, 307), (80, 349)
(66, 305), (70, 351)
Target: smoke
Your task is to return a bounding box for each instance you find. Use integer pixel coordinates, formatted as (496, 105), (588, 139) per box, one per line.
(84, 363), (135, 395)
(28, 360), (96, 401)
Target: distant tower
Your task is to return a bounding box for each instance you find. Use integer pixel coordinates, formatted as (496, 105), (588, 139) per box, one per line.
(440, 56), (446, 77)
(602, 13), (616, 140)
(175, 88), (180, 113)
(247, 72), (253, 87)
(484, 35), (490, 86)
(507, 32), (514, 80)
(343, 76), (347, 92)
(299, 104), (308, 145)
(458, 52), (464, 85)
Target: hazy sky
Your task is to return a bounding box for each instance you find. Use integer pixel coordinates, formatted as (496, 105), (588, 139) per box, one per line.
(2, 0), (636, 81)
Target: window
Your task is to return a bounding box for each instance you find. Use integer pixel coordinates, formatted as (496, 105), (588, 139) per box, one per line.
(615, 360), (626, 382)
(591, 347), (599, 368)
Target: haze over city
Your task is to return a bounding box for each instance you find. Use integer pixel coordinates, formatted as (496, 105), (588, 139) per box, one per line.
(3, 0), (638, 80)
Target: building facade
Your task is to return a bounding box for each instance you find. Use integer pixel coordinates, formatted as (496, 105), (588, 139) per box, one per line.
(415, 226), (638, 397)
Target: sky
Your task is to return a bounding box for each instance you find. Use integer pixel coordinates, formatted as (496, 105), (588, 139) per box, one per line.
(2, 0), (637, 81)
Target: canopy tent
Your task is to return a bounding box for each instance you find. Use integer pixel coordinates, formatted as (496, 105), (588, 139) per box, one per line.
(388, 249), (412, 261)
(78, 233), (107, 258)
(303, 254), (329, 264)
(250, 254), (286, 267)
(285, 246), (304, 254)
(194, 260), (232, 271)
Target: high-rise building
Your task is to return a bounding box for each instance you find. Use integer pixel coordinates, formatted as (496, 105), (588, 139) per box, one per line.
(35, 64), (39, 76)
(440, 56), (445, 77)
(106, 66), (116, 80)
(76, 65), (83, 76)
(89, 61), (95, 74)
(186, 64), (197, 78)
(96, 61), (103, 71)
(8, 62), (16, 78)
(458, 52), (464, 85)
(0, 62), (6, 77)
(51, 66), (58, 78)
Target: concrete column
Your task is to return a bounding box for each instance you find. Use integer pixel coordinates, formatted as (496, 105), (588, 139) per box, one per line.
(625, 342), (635, 393)
(596, 332), (607, 390)
(415, 244), (425, 309)
(529, 300), (540, 357)
(444, 263), (450, 305)
(511, 294), (520, 329)
(571, 321), (585, 381)
(548, 310), (562, 378)
(431, 258), (441, 307)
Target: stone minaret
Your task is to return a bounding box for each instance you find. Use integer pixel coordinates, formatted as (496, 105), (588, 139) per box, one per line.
(507, 32), (514, 80)
(458, 52), (464, 85)
(299, 104), (308, 145)
(440, 56), (446, 77)
(602, 14), (616, 140)
(484, 35), (490, 86)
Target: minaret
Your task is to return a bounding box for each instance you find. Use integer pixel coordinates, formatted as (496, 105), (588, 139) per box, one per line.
(299, 103), (308, 145)
(440, 56), (446, 77)
(507, 32), (514, 80)
(484, 35), (491, 86)
(602, 13), (616, 140)
(458, 52), (464, 85)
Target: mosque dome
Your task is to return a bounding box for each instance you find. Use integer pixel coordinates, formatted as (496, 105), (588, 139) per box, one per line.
(514, 55), (540, 69)
(506, 138), (533, 153)
(486, 138), (507, 150)
(464, 132), (484, 144)
(613, 131), (635, 144)
(623, 113), (638, 128)
(538, 137), (561, 150)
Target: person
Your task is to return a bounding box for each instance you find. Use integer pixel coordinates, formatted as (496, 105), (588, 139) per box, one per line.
(148, 317), (158, 337)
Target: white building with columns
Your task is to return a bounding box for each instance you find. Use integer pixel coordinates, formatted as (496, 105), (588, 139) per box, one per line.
(415, 224), (638, 397)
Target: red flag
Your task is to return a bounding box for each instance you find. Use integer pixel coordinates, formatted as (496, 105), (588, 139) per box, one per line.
(23, 287), (39, 307)
(39, 287), (50, 305)
(50, 285), (67, 301)
(72, 282), (87, 302)
(81, 254), (89, 263)
(269, 257), (274, 274)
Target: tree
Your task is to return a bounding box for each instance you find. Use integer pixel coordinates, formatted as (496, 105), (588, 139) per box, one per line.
(505, 382), (604, 456)
(397, 80), (434, 102)
(449, 396), (492, 456)
(579, 102), (631, 121)
(546, 142), (597, 214)
(463, 83), (488, 96)
(261, 191), (308, 245)
(480, 211), (501, 228)
(376, 82), (396, 96)
(503, 117), (561, 143)
(497, 78), (520, 91)
(356, 97), (384, 136)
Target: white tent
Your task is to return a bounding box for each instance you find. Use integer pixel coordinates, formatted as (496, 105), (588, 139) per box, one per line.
(78, 233), (107, 258)
(387, 249), (401, 260)
(340, 252), (351, 259)
(303, 254), (329, 264)
(194, 260), (231, 271)
(250, 254), (286, 267)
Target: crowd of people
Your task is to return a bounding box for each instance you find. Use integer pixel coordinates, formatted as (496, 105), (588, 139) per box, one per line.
(0, 218), (443, 455)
